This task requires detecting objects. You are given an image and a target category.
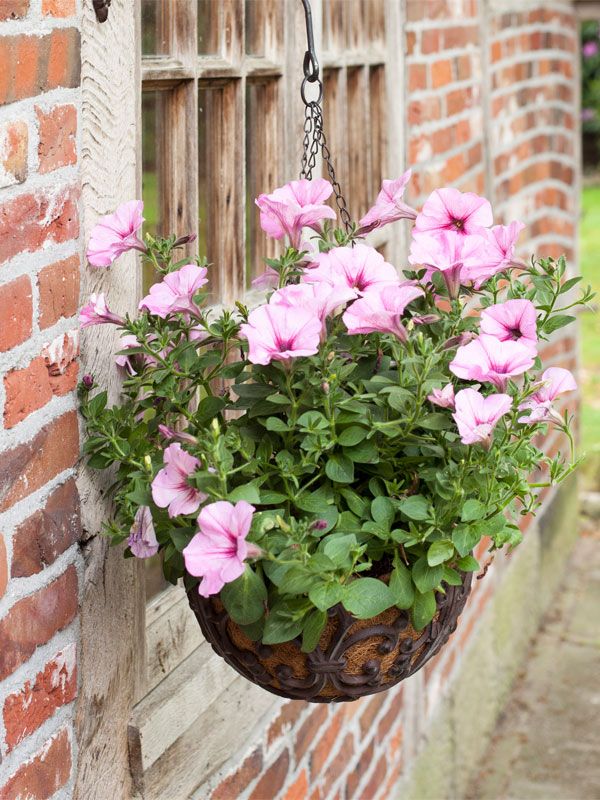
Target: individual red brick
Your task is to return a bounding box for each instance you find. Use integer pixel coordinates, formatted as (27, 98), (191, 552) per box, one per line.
(320, 733), (354, 796)
(211, 749), (263, 800)
(1, 728), (71, 800)
(38, 255), (80, 329)
(408, 64), (427, 91)
(0, 1), (29, 20)
(11, 479), (81, 578)
(345, 738), (374, 799)
(0, 566), (77, 681)
(358, 691), (389, 737)
(283, 770), (308, 800)
(310, 709), (345, 777)
(431, 58), (453, 88)
(267, 700), (306, 747)
(36, 105), (77, 173)
(0, 533), (7, 599)
(43, 0), (76, 16)
(3, 643), (77, 750)
(360, 753), (388, 800)
(249, 749), (290, 800)
(0, 275), (32, 351)
(0, 119), (28, 187)
(421, 29), (440, 54)
(294, 705), (328, 763)
(4, 357), (53, 428)
(0, 186), (79, 265)
(0, 411), (79, 513)
(0, 30), (80, 106)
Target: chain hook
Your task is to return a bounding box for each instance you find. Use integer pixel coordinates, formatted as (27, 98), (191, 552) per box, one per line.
(300, 0), (319, 82)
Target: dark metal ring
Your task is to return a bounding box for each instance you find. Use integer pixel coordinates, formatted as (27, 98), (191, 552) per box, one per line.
(301, 77), (323, 107)
(303, 51), (320, 82)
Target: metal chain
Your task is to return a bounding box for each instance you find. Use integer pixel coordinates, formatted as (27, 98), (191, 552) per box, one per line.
(299, 99), (353, 233)
(299, 0), (353, 234)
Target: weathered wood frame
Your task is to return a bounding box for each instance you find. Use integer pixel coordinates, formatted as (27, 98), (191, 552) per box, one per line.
(76, 2), (404, 797)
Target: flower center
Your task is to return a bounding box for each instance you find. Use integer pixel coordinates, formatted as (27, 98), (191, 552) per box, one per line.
(452, 218), (465, 230)
(508, 326), (522, 340)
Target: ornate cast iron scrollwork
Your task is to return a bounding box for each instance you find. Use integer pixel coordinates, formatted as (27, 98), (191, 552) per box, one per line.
(187, 571), (473, 703)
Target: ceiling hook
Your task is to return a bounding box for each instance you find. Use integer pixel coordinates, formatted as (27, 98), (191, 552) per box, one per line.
(300, 0), (320, 83)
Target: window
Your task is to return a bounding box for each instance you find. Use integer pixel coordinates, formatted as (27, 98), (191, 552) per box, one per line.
(130, 2), (404, 793)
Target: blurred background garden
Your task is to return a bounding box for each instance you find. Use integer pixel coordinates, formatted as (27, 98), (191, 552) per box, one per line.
(580, 20), (600, 491)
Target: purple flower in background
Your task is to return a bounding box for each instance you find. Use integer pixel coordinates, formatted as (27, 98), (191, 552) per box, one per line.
(128, 506), (159, 558)
(583, 41), (599, 58)
(582, 108), (597, 122)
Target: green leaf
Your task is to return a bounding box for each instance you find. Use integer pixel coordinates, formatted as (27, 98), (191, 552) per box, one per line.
(279, 567), (320, 595)
(258, 490), (288, 504)
(297, 411), (329, 430)
(412, 589), (436, 630)
(87, 391), (107, 416)
(262, 613), (304, 645)
(542, 314), (576, 334)
(322, 533), (357, 567)
(295, 489), (333, 513)
(337, 426), (368, 446)
(301, 609), (327, 652)
(452, 524), (482, 557)
(412, 557), (443, 593)
(427, 540), (455, 567)
(196, 396), (226, 425)
(340, 488), (368, 518)
(220, 566), (267, 625)
(419, 413), (452, 430)
(398, 495), (431, 521)
(342, 578), (396, 619)
(389, 561), (414, 609)
(461, 499), (486, 522)
(456, 555), (480, 572)
(325, 454), (355, 483)
(442, 566), (463, 586)
(344, 439), (379, 463)
(239, 617), (264, 641)
(371, 496), (395, 529)
(265, 416), (290, 432)
(309, 581), (345, 611)
(228, 484), (261, 504)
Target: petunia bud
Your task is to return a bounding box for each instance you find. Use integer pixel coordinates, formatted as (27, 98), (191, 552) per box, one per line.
(321, 381), (330, 394)
(82, 373), (94, 389)
(311, 519), (328, 531)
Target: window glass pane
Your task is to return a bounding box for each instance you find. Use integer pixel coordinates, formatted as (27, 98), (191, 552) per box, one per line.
(369, 65), (387, 200)
(142, 0), (169, 56)
(197, 87), (211, 287)
(198, 0), (218, 55)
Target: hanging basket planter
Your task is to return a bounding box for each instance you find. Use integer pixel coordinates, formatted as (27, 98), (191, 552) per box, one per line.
(188, 571), (472, 702)
(79, 0), (583, 709)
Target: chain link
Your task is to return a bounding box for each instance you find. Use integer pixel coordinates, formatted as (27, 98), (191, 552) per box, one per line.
(299, 99), (353, 234)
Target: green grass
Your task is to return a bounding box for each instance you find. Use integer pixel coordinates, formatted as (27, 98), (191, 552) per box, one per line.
(579, 185), (600, 488)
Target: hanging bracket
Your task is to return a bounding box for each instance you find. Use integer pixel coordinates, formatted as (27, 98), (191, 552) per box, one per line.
(93, 0), (111, 23)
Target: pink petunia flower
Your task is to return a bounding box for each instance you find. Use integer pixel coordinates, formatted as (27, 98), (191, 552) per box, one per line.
(183, 500), (259, 597)
(115, 333), (139, 374)
(87, 200), (146, 267)
(357, 171), (417, 234)
(256, 178), (337, 249)
(270, 280), (355, 324)
(128, 506), (159, 558)
(80, 293), (125, 328)
(408, 230), (493, 297)
(468, 221), (526, 287)
(583, 40), (599, 58)
(428, 384), (455, 409)
(450, 334), (535, 391)
(239, 303), (322, 365)
(303, 243), (399, 297)
(480, 299), (538, 351)
(342, 284), (424, 342)
(251, 266), (280, 291)
(453, 388), (512, 447)
(151, 442), (206, 518)
(158, 424), (198, 444)
(139, 263), (208, 318)
(518, 367), (577, 424)
(414, 188), (493, 237)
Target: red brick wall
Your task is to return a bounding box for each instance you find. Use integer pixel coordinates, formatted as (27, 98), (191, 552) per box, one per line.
(202, 3), (580, 799)
(0, 1), (81, 797)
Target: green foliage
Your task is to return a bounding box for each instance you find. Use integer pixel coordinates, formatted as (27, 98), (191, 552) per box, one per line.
(79, 226), (586, 649)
